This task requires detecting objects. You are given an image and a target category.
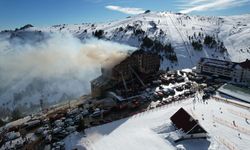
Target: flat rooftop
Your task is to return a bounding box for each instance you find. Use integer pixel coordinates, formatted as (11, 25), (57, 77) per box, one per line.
(218, 84), (250, 104)
(91, 75), (110, 87)
(200, 58), (236, 69)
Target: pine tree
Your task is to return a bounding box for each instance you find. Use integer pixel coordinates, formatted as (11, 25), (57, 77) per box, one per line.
(11, 108), (22, 121)
(0, 119), (5, 127)
(77, 117), (86, 132)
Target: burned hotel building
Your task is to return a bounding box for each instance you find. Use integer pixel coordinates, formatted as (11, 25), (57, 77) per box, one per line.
(91, 50), (160, 98)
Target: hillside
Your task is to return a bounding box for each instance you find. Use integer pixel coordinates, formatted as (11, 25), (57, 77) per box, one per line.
(0, 11), (250, 117)
(39, 12), (250, 67)
(64, 96), (250, 150)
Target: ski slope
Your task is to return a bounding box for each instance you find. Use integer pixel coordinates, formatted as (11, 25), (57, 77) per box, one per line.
(11, 11), (250, 70)
(64, 96), (250, 150)
(1, 11), (250, 114)
(2, 11), (248, 65)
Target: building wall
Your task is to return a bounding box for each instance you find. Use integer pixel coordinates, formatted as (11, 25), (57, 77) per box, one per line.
(232, 66), (242, 83)
(183, 133), (207, 139)
(104, 53), (160, 81)
(139, 54), (160, 74)
(91, 51), (160, 98)
(197, 58), (250, 86)
(201, 64), (232, 78)
(241, 69), (250, 85)
(111, 55), (138, 81)
(91, 84), (102, 98)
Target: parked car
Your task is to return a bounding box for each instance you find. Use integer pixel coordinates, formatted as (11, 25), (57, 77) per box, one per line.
(152, 80), (162, 86)
(162, 90), (170, 97)
(176, 77), (185, 83)
(184, 91), (191, 96)
(168, 88), (175, 96)
(184, 83), (192, 89)
(204, 86), (216, 94)
(35, 126), (49, 135)
(157, 91), (164, 98)
(52, 127), (62, 134)
(54, 120), (64, 127)
(202, 93), (210, 100)
(24, 120), (42, 131)
(42, 129), (52, 138)
(90, 110), (101, 118)
(44, 134), (52, 144)
(4, 131), (21, 142)
(81, 109), (89, 117)
(49, 113), (65, 122)
(153, 92), (160, 100)
(65, 118), (74, 126)
(67, 108), (80, 116)
(176, 86), (184, 91)
(66, 126), (76, 133)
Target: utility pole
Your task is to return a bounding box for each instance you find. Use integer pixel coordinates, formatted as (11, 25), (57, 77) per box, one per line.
(68, 100), (71, 109)
(40, 95), (44, 112)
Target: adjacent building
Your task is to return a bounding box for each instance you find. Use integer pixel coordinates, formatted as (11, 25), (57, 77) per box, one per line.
(196, 58), (250, 86)
(170, 107), (207, 140)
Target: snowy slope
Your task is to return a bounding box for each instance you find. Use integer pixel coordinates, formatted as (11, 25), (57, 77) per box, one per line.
(4, 12), (250, 66)
(1, 11), (250, 114)
(33, 12), (250, 66)
(64, 97), (250, 150)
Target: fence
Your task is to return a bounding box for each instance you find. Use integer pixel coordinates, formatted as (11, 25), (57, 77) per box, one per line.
(217, 136), (238, 150)
(213, 116), (250, 135)
(131, 98), (194, 119)
(212, 96), (250, 109)
(227, 108), (250, 120)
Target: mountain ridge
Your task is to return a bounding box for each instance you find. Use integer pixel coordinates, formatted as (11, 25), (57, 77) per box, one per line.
(0, 11), (250, 116)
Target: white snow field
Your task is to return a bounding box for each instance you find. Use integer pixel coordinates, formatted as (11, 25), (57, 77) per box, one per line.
(21, 11), (250, 68)
(64, 96), (250, 150)
(1, 11), (250, 112)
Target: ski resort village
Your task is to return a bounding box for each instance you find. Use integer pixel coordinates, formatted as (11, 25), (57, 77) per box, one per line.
(0, 11), (250, 150)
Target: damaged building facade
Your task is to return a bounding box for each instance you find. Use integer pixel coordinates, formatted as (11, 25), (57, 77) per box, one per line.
(91, 50), (160, 98)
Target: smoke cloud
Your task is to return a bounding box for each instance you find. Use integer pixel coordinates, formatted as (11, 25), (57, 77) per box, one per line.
(0, 32), (135, 111)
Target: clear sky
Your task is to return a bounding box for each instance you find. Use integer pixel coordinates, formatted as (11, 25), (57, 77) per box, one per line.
(0, 0), (250, 30)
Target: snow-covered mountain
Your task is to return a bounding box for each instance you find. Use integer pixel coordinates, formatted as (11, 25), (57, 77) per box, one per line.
(0, 11), (250, 116)
(40, 11), (250, 66)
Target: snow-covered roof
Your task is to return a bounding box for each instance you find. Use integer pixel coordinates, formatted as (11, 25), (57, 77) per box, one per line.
(170, 107), (207, 134)
(63, 97), (250, 150)
(199, 58), (237, 70)
(199, 58), (250, 71)
(218, 83), (250, 103)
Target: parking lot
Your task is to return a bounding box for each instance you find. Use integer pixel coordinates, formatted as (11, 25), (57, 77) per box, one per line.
(0, 69), (222, 150)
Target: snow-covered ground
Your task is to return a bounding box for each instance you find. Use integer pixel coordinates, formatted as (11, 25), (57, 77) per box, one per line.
(63, 95), (250, 150)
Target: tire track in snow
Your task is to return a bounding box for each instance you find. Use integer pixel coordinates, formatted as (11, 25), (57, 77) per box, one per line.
(167, 14), (194, 66)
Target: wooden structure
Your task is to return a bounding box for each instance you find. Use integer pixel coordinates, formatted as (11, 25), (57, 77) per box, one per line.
(91, 50), (160, 98)
(170, 107), (207, 140)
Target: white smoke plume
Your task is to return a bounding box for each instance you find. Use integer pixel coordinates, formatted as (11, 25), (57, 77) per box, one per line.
(0, 32), (135, 112)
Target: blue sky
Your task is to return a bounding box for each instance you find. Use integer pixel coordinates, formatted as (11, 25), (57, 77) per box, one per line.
(0, 0), (250, 30)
